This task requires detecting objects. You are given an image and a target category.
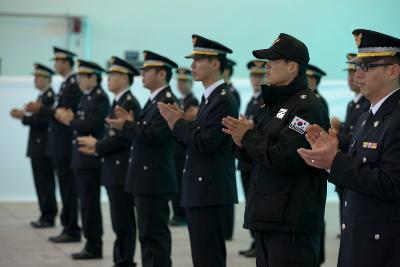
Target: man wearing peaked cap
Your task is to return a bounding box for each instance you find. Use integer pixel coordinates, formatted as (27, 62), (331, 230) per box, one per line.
(306, 64), (329, 114)
(55, 59), (110, 259)
(158, 34), (238, 267)
(331, 53), (370, 239)
(26, 46), (83, 243)
(221, 57), (239, 242)
(223, 58), (241, 109)
(10, 63), (57, 229)
(77, 56), (141, 266)
(223, 33), (330, 267)
(108, 56), (141, 76)
(170, 67), (199, 227)
(107, 50), (178, 267)
(237, 59), (266, 258)
(297, 29), (400, 266)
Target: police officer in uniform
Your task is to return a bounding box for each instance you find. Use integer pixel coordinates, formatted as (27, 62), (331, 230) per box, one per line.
(55, 59), (109, 259)
(10, 63), (57, 228)
(221, 57), (239, 241)
(237, 59), (266, 257)
(25, 47), (82, 242)
(170, 67), (199, 226)
(331, 53), (370, 232)
(78, 56), (141, 267)
(298, 29), (400, 267)
(107, 51), (178, 267)
(307, 64), (329, 114)
(223, 58), (241, 108)
(158, 34), (238, 267)
(223, 33), (330, 267)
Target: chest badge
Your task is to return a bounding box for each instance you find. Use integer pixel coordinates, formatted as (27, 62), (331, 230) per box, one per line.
(374, 121), (379, 127)
(276, 108), (288, 119)
(289, 116), (310, 134)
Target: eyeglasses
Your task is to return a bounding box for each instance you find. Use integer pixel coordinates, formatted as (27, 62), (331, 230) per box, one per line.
(355, 62), (394, 72)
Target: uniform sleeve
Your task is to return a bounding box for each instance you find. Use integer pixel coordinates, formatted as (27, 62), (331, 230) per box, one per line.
(70, 95), (110, 134)
(172, 98), (238, 155)
(242, 105), (329, 174)
(95, 135), (131, 156)
(120, 98), (173, 145)
(61, 83), (82, 112)
(329, 123), (400, 202)
(22, 96), (54, 129)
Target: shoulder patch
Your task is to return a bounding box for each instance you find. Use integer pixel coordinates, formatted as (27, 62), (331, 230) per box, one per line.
(126, 95), (132, 101)
(70, 77), (75, 83)
(47, 91), (53, 97)
(166, 91), (172, 98)
(289, 116), (310, 134)
(276, 108), (288, 119)
(221, 89), (226, 96)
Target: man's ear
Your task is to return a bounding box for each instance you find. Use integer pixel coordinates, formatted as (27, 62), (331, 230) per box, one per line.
(288, 61), (299, 74)
(388, 63), (400, 82)
(211, 58), (220, 72)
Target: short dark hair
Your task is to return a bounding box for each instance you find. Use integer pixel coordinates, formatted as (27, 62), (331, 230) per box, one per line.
(223, 65), (234, 77)
(155, 67), (172, 83)
(127, 73), (134, 86)
(208, 56), (225, 74)
(66, 58), (74, 68)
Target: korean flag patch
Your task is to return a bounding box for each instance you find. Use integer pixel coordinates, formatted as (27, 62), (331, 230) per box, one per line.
(289, 116), (310, 134)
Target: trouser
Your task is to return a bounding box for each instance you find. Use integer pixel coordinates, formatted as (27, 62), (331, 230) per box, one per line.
(106, 186), (136, 267)
(74, 169), (103, 252)
(30, 157), (57, 222)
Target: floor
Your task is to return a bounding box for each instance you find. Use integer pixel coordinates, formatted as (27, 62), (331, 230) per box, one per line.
(0, 201), (340, 267)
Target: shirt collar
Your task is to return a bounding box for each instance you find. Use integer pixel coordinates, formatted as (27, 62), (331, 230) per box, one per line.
(353, 93), (362, 103)
(253, 91), (262, 98)
(150, 85), (168, 101)
(203, 79), (224, 99)
(84, 86), (96, 95)
(64, 71), (74, 81)
(115, 88), (130, 102)
(370, 88), (400, 115)
(39, 86), (51, 96)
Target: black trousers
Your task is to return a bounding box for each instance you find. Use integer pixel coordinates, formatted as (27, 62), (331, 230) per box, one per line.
(30, 157), (57, 222)
(135, 195), (172, 267)
(241, 170), (255, 240)
(255, 231), (320, 267)
(74, 169), (103, 252)
(186, 205), (227, 267)
(171, 155), (186, 220)
(53, 157), (80, 236)
(224, 204), (234, 240)
(106, 186), (136, 267)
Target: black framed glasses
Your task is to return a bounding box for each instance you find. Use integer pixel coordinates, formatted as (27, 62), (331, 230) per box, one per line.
(355, 62), (394, 72)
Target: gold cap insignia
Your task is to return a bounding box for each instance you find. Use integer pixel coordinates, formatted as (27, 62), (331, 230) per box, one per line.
(354, 33), (363, 47)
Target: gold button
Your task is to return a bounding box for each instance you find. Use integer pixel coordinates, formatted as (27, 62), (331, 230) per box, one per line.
(143, 165), (148, 170)
(374, 234), (380, 240)
(198, 177), (202, 182)
(341, 223), (346, 230)
(363, 157), (367, 163)
(116, 160), (120, 165)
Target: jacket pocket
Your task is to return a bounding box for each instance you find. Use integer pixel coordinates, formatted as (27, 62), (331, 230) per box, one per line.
(253, 193), (289, 222)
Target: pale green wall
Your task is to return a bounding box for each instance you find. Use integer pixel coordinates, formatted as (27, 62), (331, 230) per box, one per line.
(0, 0), (399, 77)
